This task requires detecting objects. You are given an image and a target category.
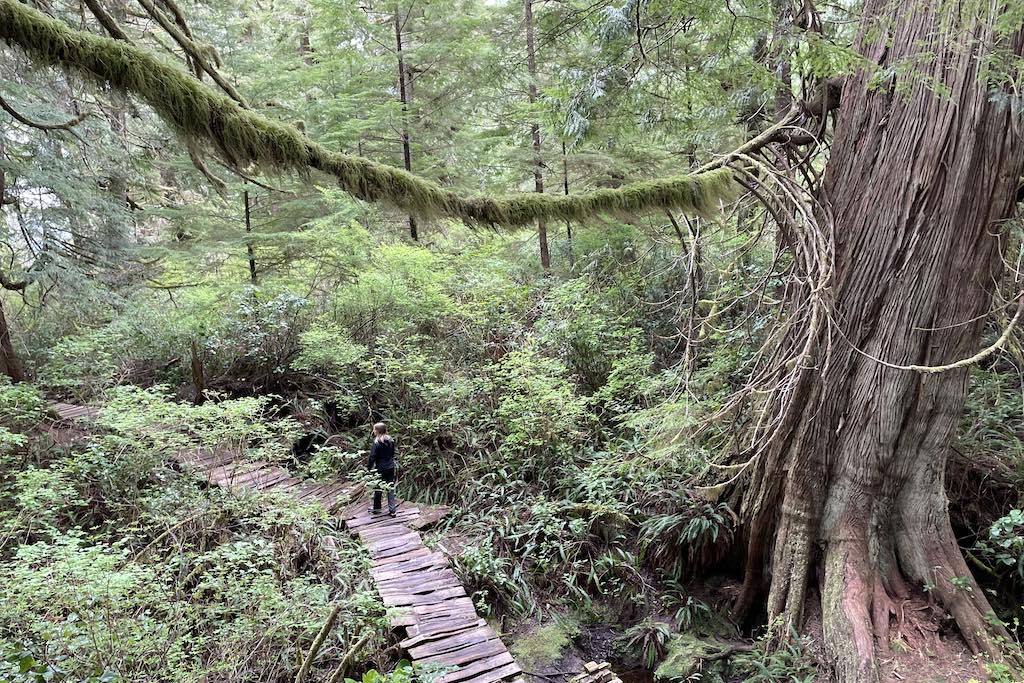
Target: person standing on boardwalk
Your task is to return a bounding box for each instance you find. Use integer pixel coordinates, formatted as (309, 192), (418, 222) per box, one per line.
(367, 422), (398, 516)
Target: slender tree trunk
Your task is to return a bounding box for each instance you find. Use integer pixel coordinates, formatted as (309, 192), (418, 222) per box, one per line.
(244, 189), (257, 284)
(562, 140), (573, 267)
(737, 3), (1024, 681)
(189, 338), (205, 405)
(525, 0), (549, 269)
(394, 7), (418, 241)
(769, 0), (792, 118)
(0, 139), (23, 382)
(0, 300), (24, 383)
(562, 140), (571, 241)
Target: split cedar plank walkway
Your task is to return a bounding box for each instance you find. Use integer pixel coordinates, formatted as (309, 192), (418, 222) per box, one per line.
(50, 401), (525, 683)
(345, 507), (524, 683)
(175, 445), (364, 513)
(52, 401), (361, 512)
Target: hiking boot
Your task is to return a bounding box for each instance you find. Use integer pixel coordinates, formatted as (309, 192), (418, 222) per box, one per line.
(388, 510), (397, 517)
(367, 508), (382, 514)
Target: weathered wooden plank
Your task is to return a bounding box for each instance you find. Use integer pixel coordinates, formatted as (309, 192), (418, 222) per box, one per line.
(250, 469), (294, 490)
(407, 626), (496, 658)
(355, 513), (421, 531)
(325, 483), (363, 511)
(206, 461), (266, 485)
(317, 481), (355, 506)
(229, 465), (289, 489)
(401, 619), (483, 649)
(420, 638), (507, 668)
(371, 553), (449, 578)
(53, 403), (100, 420)
(437, 652), (517, 683)
(377, 569), (460, 590)
(407, 505), (450, 530)
(381, 586), (467, 607)
(373, 545), (432, 564)
(359, 523), (415, 539)
(263, 477), (304, 493)
(186, 450), (237, 472)
(388, 609), (417, 627)
(347, 508), (419, 529)
(411, 597), (477, 617)
(378, 577), (463, 597)
(366, 532), (422, 551)
(449, 661), (521, 683)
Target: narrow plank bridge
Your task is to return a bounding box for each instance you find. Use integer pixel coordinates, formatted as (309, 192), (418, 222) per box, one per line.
(50, 402), (525, 683)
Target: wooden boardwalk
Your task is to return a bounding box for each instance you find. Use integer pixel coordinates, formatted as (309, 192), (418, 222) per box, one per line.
(48, 401), (524, 683)
(52, 402), (100, 421)
(175, 446), (361, 512)
(345, 507), (524, 683)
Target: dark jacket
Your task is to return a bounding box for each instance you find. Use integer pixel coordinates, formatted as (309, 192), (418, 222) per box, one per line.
(368, 436), (396, 472)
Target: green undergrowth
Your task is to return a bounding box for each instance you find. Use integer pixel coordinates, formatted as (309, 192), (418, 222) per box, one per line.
(0, 381), (385, 682)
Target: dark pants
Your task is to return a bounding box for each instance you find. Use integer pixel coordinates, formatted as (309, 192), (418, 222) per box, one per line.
(373, 467), (397, 513)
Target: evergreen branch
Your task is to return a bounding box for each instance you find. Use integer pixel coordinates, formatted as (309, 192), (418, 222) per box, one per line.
(0, 94), (86, 131)
(0, 0), (736, 227)
(82, 0), (131, 42)
(135, 0), (248, 107)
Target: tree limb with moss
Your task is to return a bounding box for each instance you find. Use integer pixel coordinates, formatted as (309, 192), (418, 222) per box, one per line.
(0, 0), (735, 228)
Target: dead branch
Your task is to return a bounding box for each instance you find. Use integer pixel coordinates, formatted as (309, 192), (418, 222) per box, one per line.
(0, 95), (87, 131)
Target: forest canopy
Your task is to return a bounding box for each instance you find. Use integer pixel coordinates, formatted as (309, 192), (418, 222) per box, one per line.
(1, 1), (1023, 683)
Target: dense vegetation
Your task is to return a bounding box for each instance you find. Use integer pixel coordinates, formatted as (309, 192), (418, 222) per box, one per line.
(1, 1), (1023, 682)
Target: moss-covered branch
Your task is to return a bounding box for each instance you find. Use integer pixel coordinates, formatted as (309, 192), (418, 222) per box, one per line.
(0, 0), (736, 227)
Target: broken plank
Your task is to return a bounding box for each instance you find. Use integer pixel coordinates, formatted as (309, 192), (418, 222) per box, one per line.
(371, 554), (449, 578)
(437, 652), (517, 683)
(381, 586), (467, 608)
(407, 626), (496, 659)
(411, 597), (477, 617)
(377, 569), (460, 590)
(446, 661), (521, 683)
(419, 638), (507, 668)
(373, 546), (432, 564)
(401, 619), (483, 649)
(378, 578), (463, 597)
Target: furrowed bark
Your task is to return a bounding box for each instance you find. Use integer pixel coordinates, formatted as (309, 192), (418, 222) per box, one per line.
(738, 1), (1024, 680)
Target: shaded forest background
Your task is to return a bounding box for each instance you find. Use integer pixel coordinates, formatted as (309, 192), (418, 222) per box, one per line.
(1, 0), (1024, 682)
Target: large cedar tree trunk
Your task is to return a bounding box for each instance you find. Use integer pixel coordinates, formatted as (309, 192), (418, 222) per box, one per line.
(738, 2), (1024, 681)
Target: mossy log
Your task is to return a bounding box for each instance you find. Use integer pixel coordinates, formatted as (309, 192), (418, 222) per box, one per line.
(0, 0), (736, 227)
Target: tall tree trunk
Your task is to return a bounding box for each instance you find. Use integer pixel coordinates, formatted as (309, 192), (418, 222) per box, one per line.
(0, 139), (23, 382)
(0, 300), (24, 383)
(525, 0), (549, 269)
(738, 2), (1024, 681)
(769, 0), (792, 118)
(562, 140), (573, 267)
(394, 7), (418, 241)
(244, 189), (257, 284)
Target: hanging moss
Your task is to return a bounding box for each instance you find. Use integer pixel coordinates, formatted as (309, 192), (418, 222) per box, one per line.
(0, 0), (736, 227)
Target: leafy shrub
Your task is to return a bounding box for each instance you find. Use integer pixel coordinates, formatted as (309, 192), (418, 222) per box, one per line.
(640, 499), (736, 579)
(453, 538), (532, 616)
(615, 619), (673, 669)
(976, 509), (1024, 597)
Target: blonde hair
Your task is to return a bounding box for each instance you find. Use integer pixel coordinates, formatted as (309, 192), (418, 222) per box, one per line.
(373, 422), (391, 443)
